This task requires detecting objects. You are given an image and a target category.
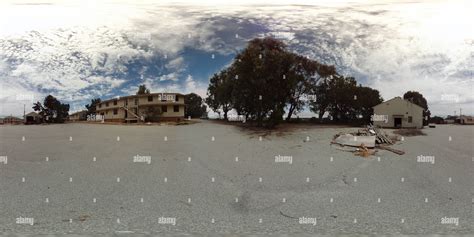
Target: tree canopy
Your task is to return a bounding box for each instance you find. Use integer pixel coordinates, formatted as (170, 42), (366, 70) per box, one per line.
(185, 93), (207, 118)
(206, 37), (384, 127)
(85, 98), (101, 115)
(308, 75), (383, 123)
(32, 95), (70, 123)
(206, 69), (234, 120)
(137, 84), (151, 95)
(206, 37), (333, 126)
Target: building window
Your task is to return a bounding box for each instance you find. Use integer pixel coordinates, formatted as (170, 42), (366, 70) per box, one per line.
(134, 98), (138, 105)
(105, 102), (109, 107)
(408, 116), (412, 123)
(162, 105), (167, 112)
(106, 110), (108, 115)
(148, 96), (153, 102)
(99, 104), (102, 108)
(173, 105), (179, 112)
(113, 109), (118, 115)
(175, 95), (179, 102)
(113, 100), (117, 105)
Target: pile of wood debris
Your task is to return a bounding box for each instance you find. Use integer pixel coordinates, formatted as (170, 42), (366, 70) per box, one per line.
(331, 125), (405, 156)
(357, 125), (394, 145)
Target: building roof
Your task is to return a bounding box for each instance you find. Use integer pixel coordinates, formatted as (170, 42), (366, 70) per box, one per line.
(2, 116), (23, 120)
(99, 92), (185, 104)
(26, 112), (40, 117)
(373, 96), (425, 110)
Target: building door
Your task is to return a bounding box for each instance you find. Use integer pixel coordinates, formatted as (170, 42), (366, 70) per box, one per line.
(394, 117), (402, 128)
(125, 110), (127, 118)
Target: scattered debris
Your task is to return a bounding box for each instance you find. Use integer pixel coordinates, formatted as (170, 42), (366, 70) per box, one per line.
(354, 144), (377, 157)
(331, 125), (405, 156)
(361, 125), (394, 145)
(377, 145), (405, 155)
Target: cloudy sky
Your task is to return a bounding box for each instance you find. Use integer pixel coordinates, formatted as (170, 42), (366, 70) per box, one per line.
(0, 0), (472, 116)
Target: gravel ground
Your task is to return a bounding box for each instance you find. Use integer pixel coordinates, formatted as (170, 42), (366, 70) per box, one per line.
(0, 121), (472, 235)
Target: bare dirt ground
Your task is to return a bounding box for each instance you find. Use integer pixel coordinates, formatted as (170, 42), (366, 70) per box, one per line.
(0, 121), (472, 235)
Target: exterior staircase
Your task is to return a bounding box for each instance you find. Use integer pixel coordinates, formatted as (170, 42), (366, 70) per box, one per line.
(121, 106), (141, 122)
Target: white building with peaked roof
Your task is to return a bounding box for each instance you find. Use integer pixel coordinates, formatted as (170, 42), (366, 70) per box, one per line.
(372, 97), (424, 129)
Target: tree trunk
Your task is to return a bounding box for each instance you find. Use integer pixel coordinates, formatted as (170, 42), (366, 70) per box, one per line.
(223, 104), (230, 120)
(286, 104), (296, 121)
(223, 109), (228, 120)
(318, 109), (325, 122)
(257, 112), (263, 127)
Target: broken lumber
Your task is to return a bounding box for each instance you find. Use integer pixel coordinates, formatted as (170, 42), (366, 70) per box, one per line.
(377, 145), (405, 155)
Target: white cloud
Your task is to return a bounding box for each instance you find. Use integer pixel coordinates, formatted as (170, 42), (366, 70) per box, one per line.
(165, 57), (185, 71)
(184, 75), (207, 97)
(248, 2), (473, 116)
(0, 83), (43, 116)
(185, 75), (196, 91)
(159, 73), (180, 82)
(0, 1), (472, 117)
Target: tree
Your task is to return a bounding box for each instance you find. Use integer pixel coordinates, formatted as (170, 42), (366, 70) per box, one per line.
(85, 98), (101, 115)
(429, 116), (444, 124)
(230, 37), (294, 127)
(206, 68), (234, 120)
(309, 76), (332, 121)
(32, 101), (45, 123)
(206, 37), (341, 127)
(205, 93), (221, 118)
(353, 86), (383, 123)
(32, 95), (70, 123)
(185, 93), (207, 118)
(403, 91), (430, 126)
(285, 56), (337, 121)
(310, 75), (358, 122)
(309, 75), (382, 123)
(207, 37), (381, 127)
(327, 76), (358, 121)
(136, 84), (150, 95)
(285, 55), (311, 121)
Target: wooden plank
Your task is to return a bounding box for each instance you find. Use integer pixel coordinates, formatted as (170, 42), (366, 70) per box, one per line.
(378, 145), (405, 155)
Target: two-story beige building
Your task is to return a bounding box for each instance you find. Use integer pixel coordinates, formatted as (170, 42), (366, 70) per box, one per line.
(96, 93), (185, 122)
(372, 97), (424, 129)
